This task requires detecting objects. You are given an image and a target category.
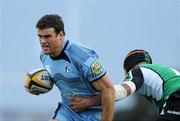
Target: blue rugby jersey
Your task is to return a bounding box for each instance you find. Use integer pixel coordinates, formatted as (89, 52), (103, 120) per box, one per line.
(40, 40), (106, 109)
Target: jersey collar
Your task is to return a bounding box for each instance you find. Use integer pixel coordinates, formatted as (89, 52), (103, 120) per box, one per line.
(50, 40), (69, 61)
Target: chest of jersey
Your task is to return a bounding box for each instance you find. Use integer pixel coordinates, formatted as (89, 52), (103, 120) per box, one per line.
(43, 56), (98, 98)
(44, 57), (82, 85)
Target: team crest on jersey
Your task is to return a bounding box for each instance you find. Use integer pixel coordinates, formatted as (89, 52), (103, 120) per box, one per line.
(91, 59), (103, 77)
(65, 66), (71, 72)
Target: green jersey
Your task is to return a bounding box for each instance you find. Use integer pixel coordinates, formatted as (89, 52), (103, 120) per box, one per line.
(125, 64), (180, 107)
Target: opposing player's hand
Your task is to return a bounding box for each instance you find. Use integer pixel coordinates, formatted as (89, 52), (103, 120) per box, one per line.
(69, 96), (91, 112)
(24, 85), (40, 95)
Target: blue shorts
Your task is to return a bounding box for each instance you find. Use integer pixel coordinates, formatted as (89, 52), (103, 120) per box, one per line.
(52, 103), (102, 121)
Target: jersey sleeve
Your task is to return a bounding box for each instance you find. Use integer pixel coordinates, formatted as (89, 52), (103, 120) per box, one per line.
(124, 67), (144, 91)
(66, 42), (106, 83)
(84, 52), (106, 83)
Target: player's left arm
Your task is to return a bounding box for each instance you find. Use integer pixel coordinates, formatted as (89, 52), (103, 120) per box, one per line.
(91, 74), (115, 121)
(70, 94), (101, 112)
(70, 67), (144, 111)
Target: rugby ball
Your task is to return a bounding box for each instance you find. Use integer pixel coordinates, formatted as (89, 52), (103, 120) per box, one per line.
(25, 68), (54, 95)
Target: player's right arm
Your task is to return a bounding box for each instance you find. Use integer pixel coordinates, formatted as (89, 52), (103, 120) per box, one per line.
(115, 67), (144, 100)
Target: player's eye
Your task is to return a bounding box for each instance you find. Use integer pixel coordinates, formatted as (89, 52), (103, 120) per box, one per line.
(43, 35), (51, 39)
(38, 34), (42, 38)
(37, 34), (51, 40)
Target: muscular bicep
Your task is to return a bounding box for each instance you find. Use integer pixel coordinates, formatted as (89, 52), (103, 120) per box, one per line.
(91, 74), (114, 92)
(92, 74), (115, 121)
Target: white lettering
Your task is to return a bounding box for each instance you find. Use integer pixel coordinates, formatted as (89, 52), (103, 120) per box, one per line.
(167, 110), (180, 115)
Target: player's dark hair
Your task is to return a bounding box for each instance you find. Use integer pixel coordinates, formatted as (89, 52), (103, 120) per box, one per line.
(36, 14), (65, 35)
(123, 49), (152, 73)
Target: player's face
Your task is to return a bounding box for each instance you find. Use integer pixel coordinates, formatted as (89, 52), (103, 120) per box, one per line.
(37, 28), (63, 56)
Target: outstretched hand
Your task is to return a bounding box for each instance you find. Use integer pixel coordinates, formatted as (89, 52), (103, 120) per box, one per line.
(69, 96), (91, 112)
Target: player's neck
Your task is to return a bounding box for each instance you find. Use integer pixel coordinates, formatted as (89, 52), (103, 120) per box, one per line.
(135, 62), (147, 68)
(51, 39), (64, 57)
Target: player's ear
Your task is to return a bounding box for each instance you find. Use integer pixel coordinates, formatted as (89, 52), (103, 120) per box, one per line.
(57, 31), (64, 41)
(58, 31), (64, 37)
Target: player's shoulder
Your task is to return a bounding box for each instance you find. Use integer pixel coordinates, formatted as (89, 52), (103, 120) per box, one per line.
(66, 40), (98, 64)
(125, 67), (143, 80)
(139, 63), (169, 71)
(137, 64), (167, 78)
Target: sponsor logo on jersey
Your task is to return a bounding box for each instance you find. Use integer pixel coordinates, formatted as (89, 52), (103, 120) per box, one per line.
(91, 59), (104, 77)
(167, 110), (180, 115)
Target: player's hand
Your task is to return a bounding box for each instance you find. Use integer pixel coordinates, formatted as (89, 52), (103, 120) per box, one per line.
(69, 96), (91, 112)
(24, 85), (40, 95)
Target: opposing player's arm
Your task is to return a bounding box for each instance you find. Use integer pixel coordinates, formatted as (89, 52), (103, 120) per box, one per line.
(115, 67), (144, 100)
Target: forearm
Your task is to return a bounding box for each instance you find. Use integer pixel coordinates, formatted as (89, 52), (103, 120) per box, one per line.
(114, 81), (136, 101)
(101, 88), (115, 121)
(88, 81), (136, 106)
(114, 67), (143, 101)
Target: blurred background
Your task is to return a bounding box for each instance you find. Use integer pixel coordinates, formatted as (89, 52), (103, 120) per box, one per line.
(0, 0), (180, 121)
